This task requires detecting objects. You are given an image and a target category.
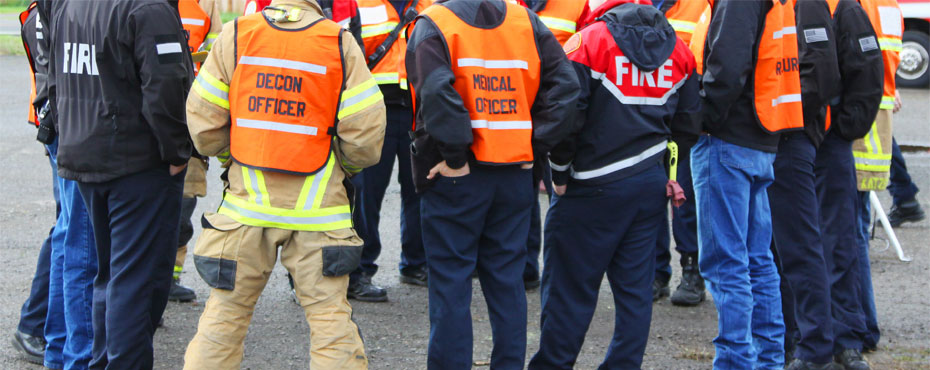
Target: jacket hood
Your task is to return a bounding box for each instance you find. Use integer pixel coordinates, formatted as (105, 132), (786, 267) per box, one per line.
(592, 0), (676, 72)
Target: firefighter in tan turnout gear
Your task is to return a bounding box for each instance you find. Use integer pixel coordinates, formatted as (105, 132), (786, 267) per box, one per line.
(181, 0), (386, 368)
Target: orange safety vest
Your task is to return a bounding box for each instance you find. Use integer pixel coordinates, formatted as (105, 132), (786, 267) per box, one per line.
(688, 3), (711, 75)
(754, 0), (803, 134)
(535, 0), (587, 45)
(20, 2), (38, 126)
(664, 0), (707, 45)
(358, 0), (430, 86)
(179, 0), (211, 53)
(229, 15), (345, 175)
(859, 0), (901, 109)
(419, 3), (541, 165)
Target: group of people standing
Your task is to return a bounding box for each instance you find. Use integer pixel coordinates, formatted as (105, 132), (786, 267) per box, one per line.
(9, 0), (925, 369)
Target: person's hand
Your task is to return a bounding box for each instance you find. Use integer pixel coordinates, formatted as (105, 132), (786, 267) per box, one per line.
(169, 163), (188, 176)
(427, 161), (470, 179)
(520, 163), (534, 170)
(553, 183), (567, 196)
(893, 89), (903, 113)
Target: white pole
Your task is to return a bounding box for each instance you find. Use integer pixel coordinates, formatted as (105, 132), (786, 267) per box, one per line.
(870, 191), (912, 262)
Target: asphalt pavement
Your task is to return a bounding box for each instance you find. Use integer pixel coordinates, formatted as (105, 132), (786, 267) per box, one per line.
(0, 55), (927, 369)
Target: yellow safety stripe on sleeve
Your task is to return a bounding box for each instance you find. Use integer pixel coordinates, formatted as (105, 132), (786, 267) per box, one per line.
(241, 167), (258, 204)
(173, 265), (183, 274)
(203, 33), (219, 51)
(217, 151), (230, 163)
(667, 19), (697, 34)
(192, 69), (229, 109)
(667, 141), (679, 182)
(337, 78), (383, 120)
(342, 160), (362, 174)
(878, 37), (902, 52)
(879, 96), (895, 110)
(372, 72), (400, 85)
(361, 22), (398, 38)
(539, 16), (576, 34)
(399, 78), (408, 90)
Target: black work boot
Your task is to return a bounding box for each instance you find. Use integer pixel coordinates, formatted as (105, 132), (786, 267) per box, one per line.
(523, 269), (540, 291)
(168, 277), (197, 302)
(835, 349), (870, 370)
(11, 330), (45, 365)
(671, 253), (706, 306)
(888, 198), (926, 227)
(652, 275), (670, 302)
(399, 265), (428, 287)
(786, 359), (842, 370)
(348, 274), (388, 302)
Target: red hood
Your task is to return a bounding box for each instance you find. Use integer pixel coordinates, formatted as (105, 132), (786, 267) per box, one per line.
(585, 0), (653, 25)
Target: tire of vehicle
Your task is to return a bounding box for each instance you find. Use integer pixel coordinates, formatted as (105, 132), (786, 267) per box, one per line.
(897, 30), (930, 88)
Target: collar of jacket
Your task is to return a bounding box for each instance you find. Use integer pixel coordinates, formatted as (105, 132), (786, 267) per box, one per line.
(587, 0), (654, 25)
(269, 0), (325, 16)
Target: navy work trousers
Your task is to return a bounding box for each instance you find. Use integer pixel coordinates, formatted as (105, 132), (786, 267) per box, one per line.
(18, 153), (59, 338)
(420, 165), (532, 370)
(525, 164), (552, 281)
(351, 104), (425, 280)
(530, 164), (666, 370)
(78, 165), (184, 370)
(814, 131), (867, 352)
(769, 133), (833, 363)
(655, 150), (698, 282)
(888, 138), (919, 205)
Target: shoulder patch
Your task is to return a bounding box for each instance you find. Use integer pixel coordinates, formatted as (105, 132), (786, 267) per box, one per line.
(563, 33), (581, 55)
(858, 35), (879, 53)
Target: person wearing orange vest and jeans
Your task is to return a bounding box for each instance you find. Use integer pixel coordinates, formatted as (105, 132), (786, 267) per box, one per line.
(518, 0), (588, 292)
(181, 0), (386, 368)
(406, 0), (578, 367)
(170, 0), (222, 304)
(348, 0), (432, 302)
(692, 0), (805, 368)
(529, 0), (702, 367)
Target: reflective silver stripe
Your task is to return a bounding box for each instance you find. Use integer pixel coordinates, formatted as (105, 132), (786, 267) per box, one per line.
(247, 168), (265, 206)
(549, 160), (571, 172)
(36, 32), (43, 40)
(181, 18), (205, 26)
(470, 120), (532, 130)
(338, 83), (381, 112)
(156, 43), (183, 55)
(771, 94), (802, 107)
(236, 119), (318, 136)
(773, 26), (797, 39)
(457, 58), (529, 70)
(239, 56), (327, 75)
(571, 140), (667, 180)
(194, 74), (229, 100)
(220, 199), (351, 225)
(594, 70), (690, 106)
(854, 157), (891, 166)
(868, 130), (879, 154)
(303, 169), (326, 210)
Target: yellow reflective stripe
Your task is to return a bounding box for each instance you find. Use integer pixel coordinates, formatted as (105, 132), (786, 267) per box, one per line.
(253, 169), (270, 206)
(880, 96), (895, 110)
(337, 78), (383, 120)
(855, 163), (891, 172)
(853, 151), (892, 160)
(217, 151), (230, 163)
(539, 16), (576, 34)
(399, 78), (408, 90)
(192, 70), (229, 109)
(342, 160), (362, 174)
(372, 72), (400, 84)
(312, 153), (337, 209)
(295, 154), (335, 210)
(218, 195), (352, 231)
(173, 265), (183, 274)
(203, 33), (219, 51)
(241, 167), (257, 203)
(862, 130), (874, 154)
(668, 19), (697, 33)
(878, 37), (902, 52)
(871, 124), (884, 155)
(361, 22), (398, 38)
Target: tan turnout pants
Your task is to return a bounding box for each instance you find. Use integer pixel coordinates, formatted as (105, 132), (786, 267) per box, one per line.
(183, 214), (368, 370)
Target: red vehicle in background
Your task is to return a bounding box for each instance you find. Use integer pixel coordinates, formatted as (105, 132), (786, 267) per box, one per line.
(899, 0), (930, 87)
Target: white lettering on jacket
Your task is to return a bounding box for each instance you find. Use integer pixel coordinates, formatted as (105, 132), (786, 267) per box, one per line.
(615, 56), (673, 88)
(62, 42), (98, 76)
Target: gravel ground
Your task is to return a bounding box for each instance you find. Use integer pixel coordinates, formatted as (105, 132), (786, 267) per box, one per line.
(0, 55), (927, 369)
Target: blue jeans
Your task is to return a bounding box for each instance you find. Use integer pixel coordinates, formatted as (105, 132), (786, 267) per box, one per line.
(18, 153), (59, 339)
(856, 191), (880, 349)
(44, 139), (97, 370)
(692, 136), (784, 369)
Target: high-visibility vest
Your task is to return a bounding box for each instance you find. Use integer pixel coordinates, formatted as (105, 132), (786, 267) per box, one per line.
(860, 0), (901, 110)
(535, 0), (587, 45)
(754, 0), (803, 134)
(664, 0), (707, 45)
(229, 14), (345, 175)
(19, 2), (38, 126)
(419, 3), (540, 165)
(358, 0), (430, 86)
(688, 3), (711, 75)
(179, 0), (211, 53)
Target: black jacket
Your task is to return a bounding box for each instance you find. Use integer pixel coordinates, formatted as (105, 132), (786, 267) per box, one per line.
(405, 0), (579, 188)
(701, 0), (779, 152)
(796, 0), (841, 147)
(829, 0), (883, 141)
(47, 0), (193, 183)
(550, 2), (701, 186)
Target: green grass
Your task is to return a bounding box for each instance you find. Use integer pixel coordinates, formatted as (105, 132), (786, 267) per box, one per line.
(221, 11), (240, 24)
(0, 0), (29, 14)
(0, 35), (25, 56)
